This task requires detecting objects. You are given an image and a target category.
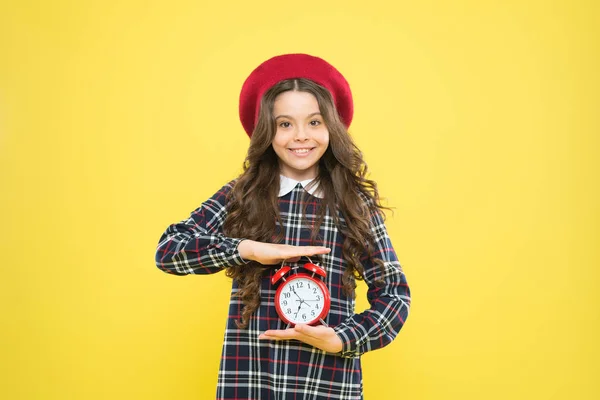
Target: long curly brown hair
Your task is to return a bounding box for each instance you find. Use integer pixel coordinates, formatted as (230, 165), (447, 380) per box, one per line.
(223, 78), (387, 328)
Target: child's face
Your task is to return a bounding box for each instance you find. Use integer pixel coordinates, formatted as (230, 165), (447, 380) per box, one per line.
(271, 90), (329, 181)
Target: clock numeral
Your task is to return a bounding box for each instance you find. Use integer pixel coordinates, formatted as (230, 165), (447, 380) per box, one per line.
(275, 272), (329, 324)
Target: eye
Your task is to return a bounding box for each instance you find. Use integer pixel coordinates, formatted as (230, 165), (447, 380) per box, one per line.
(309, 120), (321, 126)
(279, 121), (291, 128)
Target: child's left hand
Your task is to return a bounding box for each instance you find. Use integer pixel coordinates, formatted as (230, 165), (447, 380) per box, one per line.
(258, 324), (343, 353)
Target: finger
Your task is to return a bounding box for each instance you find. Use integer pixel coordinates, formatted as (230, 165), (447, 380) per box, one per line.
(260, 327), (337, 352)
(291, 326), (323, 348)
(305, 246), (331, 255)
(260, 329), (320, 349)
(259, 329), (299, 340)
(287, 246), (331, 257)
(295, 325), (342, 353)
(294, 324), (328, 340)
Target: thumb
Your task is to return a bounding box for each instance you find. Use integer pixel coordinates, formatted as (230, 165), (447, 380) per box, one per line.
(294, 324), (307, 332)
(294, 324), (317, 337)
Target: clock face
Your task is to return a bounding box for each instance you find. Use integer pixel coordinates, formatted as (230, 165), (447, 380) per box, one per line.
(275, 274), (330, 325)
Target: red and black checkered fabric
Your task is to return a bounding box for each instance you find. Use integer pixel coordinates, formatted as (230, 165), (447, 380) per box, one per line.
(156, 181), (410, 400)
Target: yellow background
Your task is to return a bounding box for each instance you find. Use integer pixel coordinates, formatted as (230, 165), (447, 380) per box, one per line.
(1, 0), (598, 399)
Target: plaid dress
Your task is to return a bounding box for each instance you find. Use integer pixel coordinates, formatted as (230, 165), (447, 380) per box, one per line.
(155, 180), (411, 400)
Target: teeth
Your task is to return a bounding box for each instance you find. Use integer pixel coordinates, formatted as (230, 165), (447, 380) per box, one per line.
(292, 149), (310, 154)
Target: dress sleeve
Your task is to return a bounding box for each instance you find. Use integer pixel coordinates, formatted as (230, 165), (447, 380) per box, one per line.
(155, 181), (248, 275)
(332, 207), (411, 358)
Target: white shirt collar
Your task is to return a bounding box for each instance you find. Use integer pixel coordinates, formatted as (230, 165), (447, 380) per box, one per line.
(278, 175), (324, 198)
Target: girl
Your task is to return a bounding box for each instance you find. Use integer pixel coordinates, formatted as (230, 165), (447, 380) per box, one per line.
(155, 53), (410, 400)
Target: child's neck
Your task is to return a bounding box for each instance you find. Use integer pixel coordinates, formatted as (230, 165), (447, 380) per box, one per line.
(279, 166), (319, 182)
(280, 173), (317, 182)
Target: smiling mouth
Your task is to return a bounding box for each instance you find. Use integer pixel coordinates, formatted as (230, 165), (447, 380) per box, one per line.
(288, 148), (315, 154)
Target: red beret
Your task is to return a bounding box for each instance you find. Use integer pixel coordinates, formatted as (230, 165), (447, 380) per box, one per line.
(239, 53), (353, 137)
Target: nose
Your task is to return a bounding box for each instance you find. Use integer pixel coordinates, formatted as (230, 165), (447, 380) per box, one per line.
(294, 125), (309, 141)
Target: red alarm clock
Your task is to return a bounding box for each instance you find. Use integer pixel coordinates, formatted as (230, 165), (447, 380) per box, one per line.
(271, 259), (330, 327)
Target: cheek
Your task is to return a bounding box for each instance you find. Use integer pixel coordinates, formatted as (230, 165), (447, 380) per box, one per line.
(271, 143), (285, 160)
(319, 130), (330, 146)
(272, 130), (292, 148)
(271, 134), (285, 150)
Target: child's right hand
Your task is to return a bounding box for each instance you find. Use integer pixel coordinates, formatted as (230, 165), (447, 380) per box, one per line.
(237, 240), (331, 266)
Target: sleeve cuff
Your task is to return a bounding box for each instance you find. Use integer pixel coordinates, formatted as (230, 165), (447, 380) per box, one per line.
(333, 324), (361, 359)
(216, 237), (248, 267)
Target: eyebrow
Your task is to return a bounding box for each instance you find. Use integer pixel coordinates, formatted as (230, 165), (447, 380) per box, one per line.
(274, 112), (322, 120)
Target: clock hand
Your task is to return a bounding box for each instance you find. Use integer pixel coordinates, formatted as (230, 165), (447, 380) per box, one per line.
(291, 286), (303, 301)
(292, 292), (310, 318)
(294, 301), (303, 319)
